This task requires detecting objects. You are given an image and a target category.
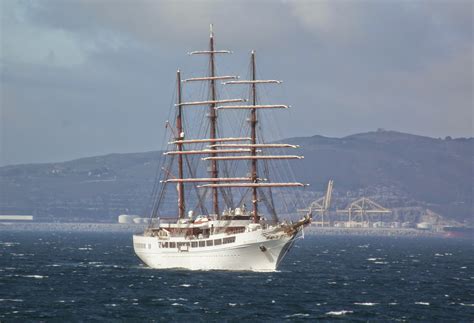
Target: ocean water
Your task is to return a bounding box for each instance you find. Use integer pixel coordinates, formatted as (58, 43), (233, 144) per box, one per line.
(0, 232), (473, 321)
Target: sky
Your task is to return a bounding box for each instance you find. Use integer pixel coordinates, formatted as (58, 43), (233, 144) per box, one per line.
(0, 0), (472, 166)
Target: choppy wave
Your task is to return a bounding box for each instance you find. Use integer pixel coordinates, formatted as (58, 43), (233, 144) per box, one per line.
(285, 313), (310, 318)
(326, 310), (353, 316)
(1, 232), (473, 321)
(21, 275), (47, 279)
(460, 303), (474, 307)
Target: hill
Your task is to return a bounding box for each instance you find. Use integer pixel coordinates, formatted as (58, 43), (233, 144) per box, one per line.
(0, 130), (472, 223)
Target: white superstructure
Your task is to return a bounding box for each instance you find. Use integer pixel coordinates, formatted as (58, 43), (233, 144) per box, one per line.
(133, 217), (304, 271)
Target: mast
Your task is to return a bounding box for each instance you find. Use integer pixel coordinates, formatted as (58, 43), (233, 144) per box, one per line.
(176, 70), (185, 219)
(221, 50), (304, 223)
(170, 27), (305, 222)
(250, 51), (259, 223)
(209, 25), (219, 216)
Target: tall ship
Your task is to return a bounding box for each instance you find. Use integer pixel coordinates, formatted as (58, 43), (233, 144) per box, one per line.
(133, 26), (311, 271)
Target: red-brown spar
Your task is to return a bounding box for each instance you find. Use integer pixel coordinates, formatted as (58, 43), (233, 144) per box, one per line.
(133, 25), (311, 271)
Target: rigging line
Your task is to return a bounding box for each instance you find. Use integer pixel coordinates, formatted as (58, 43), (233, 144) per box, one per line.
(217, 134), (236, 207)
(252, 65), (290, 219)
(215, 64), (237, 210)
(262, 114), (293, 215)
(258, 188), (278, 223)
(147, 146), (167, 216)
(151, 153), (175, 219)
(146, 156), (163, 224)
(148, 127), (175, 214)
(183, 152), (208, 215)
(182, 127), (207, 213)
(257, 117), (279, 218)
(220, 82), (248, 206)
(147, 81), (178, 223)
(260, 94), (298, 211)
(237, 188), (251, 209)
(182, 77), (210, 212)
(220, 187), (234, 210)
(219, 61), (245, 207)
(267, 187), (278, 221)
(262, 149), (278, 218)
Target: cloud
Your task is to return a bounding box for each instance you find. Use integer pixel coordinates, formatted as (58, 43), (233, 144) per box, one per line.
(24, 0), (298, 50)
(1, 0), (472, 165)
(290, 1), (365, 43)
(289, 1), (472, 65)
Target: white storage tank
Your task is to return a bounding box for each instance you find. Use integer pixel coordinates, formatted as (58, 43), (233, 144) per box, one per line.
(417, 222), (432, 230)
(118, 214), (137, 224)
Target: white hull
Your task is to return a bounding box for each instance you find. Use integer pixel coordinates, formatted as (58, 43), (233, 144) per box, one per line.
(133, 229), (297, 271)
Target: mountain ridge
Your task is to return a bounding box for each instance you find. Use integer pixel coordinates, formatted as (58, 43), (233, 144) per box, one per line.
(1, 130), (472, 223)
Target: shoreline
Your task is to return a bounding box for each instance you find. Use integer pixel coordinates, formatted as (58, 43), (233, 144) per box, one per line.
(0, 222), (444, 237)
(0, 222), (147, 233)
(305, 226), (443, 238)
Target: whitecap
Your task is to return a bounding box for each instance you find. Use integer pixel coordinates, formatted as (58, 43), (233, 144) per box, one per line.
(228, 303), (237, 307)
(171, 303), (183, 306)
(180, 284), (191, 287)
(460, 303), (474, 307)
(326, 310), (353, 316)
(22, 275), (46, 279)
(354, 302), (378, 306)
(415, 302), (430, 306)
(285, 313), (309, 318)
(1, 242), (19, 247)
(0, 299), (23, 302)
